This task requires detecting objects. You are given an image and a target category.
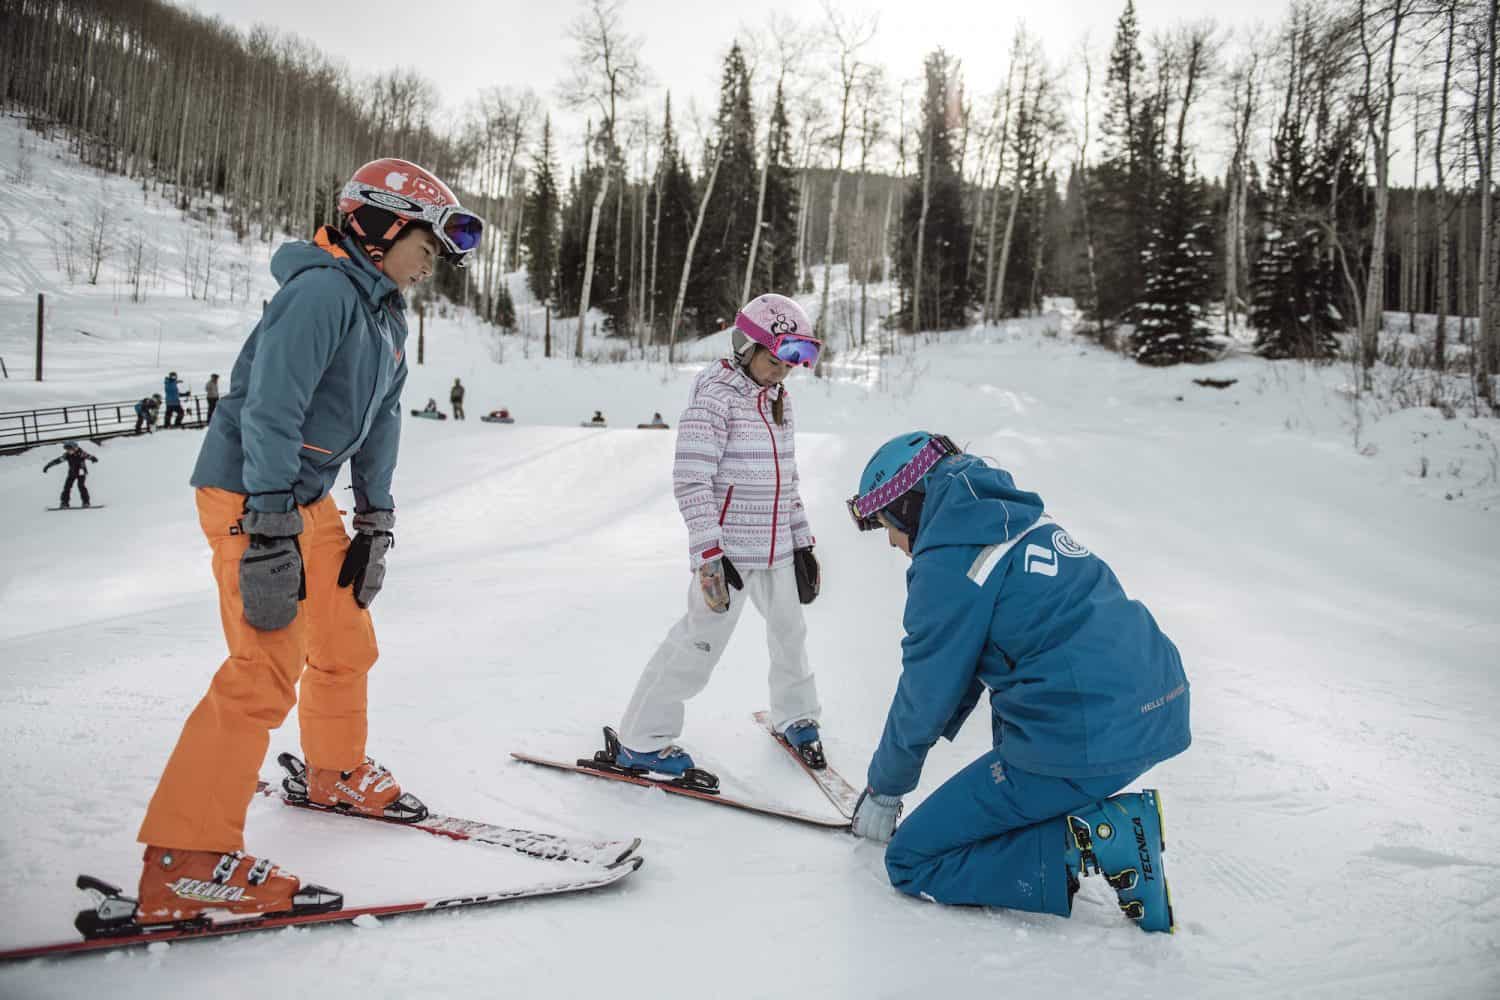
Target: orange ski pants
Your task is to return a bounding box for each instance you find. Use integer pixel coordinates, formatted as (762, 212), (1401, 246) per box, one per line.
(137, 488), (379, 853)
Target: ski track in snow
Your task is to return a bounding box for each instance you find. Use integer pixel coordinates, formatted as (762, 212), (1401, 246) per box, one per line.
(1, 117), (1499, 999)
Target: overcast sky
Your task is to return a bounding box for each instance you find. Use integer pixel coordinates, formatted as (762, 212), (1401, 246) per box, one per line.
(180, 0), (1293, 174)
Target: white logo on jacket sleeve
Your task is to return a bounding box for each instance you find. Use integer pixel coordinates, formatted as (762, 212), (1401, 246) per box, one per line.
(1023, 544), (1057, 576)
(1052, 530), (1090, 558)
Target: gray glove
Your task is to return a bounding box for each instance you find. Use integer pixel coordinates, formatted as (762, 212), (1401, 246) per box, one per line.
(239, 509), (304, 631)
(338, 510), (394, 609)
(851, 788), (903, 843)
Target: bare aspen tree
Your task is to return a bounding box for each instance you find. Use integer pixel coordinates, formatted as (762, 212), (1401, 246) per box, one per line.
(993, 39), (1042, 324)
(743, 13), (810, 305)
(912, 83), (934, 333)
(1407, 90), (1421, 332)
(816, 1), (878, 342)
(1433, 0), (1457, 371)
(1075, 38), (1104, 336)
(852, 65), (888, 346)
(1224, 49), (1261, 336)
(791, 95), (829, 292)
(1481, 0), (1499, 398)
(1356, 0), (1413, 372)
(561, 0), (647, 359)
(983, 50), (1020, 325)
(669, 141), (725, 362)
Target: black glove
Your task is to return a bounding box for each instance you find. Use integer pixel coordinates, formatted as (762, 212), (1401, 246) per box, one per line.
(338, 510), (394, 609)
(239, 509), (305, 631)
(721, 554), (743, 591)
(793, 546), (819, 604)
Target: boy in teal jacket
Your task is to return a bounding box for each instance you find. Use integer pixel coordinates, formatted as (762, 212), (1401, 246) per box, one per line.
(848, 432), (1189, 933)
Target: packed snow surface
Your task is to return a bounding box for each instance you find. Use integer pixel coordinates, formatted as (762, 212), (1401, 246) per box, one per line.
(1, 115), (1499, 998)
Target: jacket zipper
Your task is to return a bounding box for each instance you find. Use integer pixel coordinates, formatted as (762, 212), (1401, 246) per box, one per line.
(755, 389), (782, 567)
(718, 484), (735, 525)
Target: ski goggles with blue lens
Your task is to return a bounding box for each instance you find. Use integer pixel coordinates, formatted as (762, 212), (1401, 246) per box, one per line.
(767, 335), (822, 368)
(846, 434), (959, 531)
(340, 180), (486, 262)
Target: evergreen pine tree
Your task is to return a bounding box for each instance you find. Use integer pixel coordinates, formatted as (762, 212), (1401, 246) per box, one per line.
(1250, 111), (1330, 358)
(556, 167), (587, 316)
(1249, 92), (1361, 359)
(493, 281), (516, 332)
(1131, 152), (1218, 364)
(755, 81), (800, 296)
(523, 115), (561, 306)
(1092, 0), (1154, 324)
(895, 49), (973, 331)
(650, 94), (696, 338)
(687, 42), (759, 332)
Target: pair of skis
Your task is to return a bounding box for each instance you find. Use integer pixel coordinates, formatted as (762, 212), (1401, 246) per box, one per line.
(510, 711), (862, 829)
(3, 715), (861, 962)
(0, 756), (645, 963)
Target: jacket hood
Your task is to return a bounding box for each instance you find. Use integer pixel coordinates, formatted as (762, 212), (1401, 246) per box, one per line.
(912, 454), (1046, 555)
(270, 228), (401, 307)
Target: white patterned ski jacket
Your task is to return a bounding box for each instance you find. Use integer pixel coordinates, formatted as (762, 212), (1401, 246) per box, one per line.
(674, 360), (814, 572)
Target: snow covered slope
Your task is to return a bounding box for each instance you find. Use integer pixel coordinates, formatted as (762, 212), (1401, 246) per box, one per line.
(1, 114), (1498, 999)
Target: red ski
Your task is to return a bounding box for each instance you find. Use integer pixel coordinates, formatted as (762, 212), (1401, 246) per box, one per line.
(510, 744), (851, 831)
(752, 711), (862, 819)
(0, 861), (642, 963)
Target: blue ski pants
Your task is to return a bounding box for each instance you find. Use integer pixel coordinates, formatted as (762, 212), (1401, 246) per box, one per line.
(884, 748), (1139, 916)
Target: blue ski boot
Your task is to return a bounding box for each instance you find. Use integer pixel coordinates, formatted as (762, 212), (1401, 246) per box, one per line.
(782, 719), (826, 770)
(615, 741), (696, 777)
(594, 727), (720, 792)
(1065, 789), (1174, 933)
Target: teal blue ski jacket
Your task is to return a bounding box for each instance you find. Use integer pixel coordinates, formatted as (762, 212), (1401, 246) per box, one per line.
(191, 227), (409, 515)
(867, 455), (1190, 796)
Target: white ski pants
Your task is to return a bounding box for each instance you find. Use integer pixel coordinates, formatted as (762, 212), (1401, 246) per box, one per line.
(619, 563), (820, 751)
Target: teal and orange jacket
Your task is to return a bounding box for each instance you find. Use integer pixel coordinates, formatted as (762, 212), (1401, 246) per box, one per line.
(190, 227), (408, 515)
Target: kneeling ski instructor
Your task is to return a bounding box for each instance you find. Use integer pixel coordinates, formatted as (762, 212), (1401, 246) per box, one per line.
(847, 433), (1189, 933)
(133, 158), (484, 924)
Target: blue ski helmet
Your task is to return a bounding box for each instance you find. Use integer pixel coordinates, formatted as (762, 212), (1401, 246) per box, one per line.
(848, 432), (959, 535)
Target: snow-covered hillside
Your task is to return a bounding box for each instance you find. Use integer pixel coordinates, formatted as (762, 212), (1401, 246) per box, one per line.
(1, 113), (1498, 999)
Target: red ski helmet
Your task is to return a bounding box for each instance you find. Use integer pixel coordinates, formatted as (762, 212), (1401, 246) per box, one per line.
(337, 158), (484, 267)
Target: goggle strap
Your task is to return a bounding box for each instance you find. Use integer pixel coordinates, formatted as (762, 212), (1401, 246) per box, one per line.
(848, 436), (959, 523)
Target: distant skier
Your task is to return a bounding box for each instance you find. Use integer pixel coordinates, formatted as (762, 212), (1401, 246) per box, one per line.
(163, 371), (185, 428)
(423, 397), (440, 415)
(133, 393), (161, 434)
(846, 432), (1189, 933)
(205, 373), (221, 423)
(589, 410), (606, 426)
(611, 293), (825, 779)
(450, 378), (465, 420)
(133, 157), (484, 927)
(42, 440), (98, 508)
(646, 411), (668, 428)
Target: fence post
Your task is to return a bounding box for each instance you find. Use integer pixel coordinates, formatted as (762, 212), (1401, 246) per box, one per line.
(35, 293), (43, 381)
(418, 305), (425, 366)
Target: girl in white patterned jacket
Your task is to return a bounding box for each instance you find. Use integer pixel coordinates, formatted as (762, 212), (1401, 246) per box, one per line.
(612, 293), (827, 780)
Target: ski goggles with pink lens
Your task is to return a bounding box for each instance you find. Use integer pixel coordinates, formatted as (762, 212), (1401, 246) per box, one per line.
(340, 181), (486, 260)
(846, 435), (960, 531)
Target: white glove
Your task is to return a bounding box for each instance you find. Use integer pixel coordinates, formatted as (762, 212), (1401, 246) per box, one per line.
(851, 788), (902, 843)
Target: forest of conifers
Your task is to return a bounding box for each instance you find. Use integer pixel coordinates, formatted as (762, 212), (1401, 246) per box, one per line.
(1, 0), (1497, 393)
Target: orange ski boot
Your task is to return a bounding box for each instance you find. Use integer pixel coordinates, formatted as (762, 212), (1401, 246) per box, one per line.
(287, 753), (428, 823)
(136, 847), (341, 926)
